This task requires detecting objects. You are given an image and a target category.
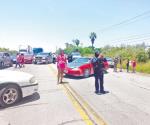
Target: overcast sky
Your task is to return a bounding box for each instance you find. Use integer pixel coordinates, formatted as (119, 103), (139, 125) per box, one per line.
(0, 0), (150, 52)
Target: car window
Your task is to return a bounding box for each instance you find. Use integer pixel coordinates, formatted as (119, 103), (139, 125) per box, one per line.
(106, 58), (112, 61)
(4, 53), (10, 57)
(73, 58), (89, 63)
(37, 53), (49, 56)
(72, 52), (81, 56)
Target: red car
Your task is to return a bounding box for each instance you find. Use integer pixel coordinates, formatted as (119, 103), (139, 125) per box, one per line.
(64, 57), (94, 77)
(24, 53), (34, 64)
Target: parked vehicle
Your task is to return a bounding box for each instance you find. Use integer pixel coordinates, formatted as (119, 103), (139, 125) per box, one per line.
(106, 57), (114, 68)
(10, 54), (17, 64)
(0, 70), (38, 107)
(33, 48), (43, 55)
(64, 57), (93, 77)
(24, 53), (34, 64)
(0, 52), (13, 69)
(71, 52), (82, 61)
(34, 52), (53, 64)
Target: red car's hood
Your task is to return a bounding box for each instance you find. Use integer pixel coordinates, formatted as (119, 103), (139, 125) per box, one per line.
(67, 62), (89, 69)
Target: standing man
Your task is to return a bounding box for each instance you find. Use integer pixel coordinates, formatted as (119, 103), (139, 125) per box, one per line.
(113, 57), (118, 72)
(91, 51), (106, 94)
(126, 59), (130, 72)
(119, 56), (123, 72)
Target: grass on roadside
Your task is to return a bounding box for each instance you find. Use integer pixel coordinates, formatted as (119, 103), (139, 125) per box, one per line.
(121, 60), (150, 74)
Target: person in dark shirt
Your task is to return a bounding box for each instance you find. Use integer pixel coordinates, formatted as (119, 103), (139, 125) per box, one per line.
(126, 59), (130, 72)
(91, 51), (106, 94)
(67, 54), (73, 63)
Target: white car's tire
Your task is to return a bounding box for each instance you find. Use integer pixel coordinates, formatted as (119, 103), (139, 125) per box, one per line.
(0, 84), (21, 107)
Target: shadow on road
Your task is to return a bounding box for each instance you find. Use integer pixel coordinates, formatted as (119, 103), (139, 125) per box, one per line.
(0, 92), (40, 110)
(0, 65), (13, 70)
(95, 91), (110, 95)
(64, 75), (94, 80)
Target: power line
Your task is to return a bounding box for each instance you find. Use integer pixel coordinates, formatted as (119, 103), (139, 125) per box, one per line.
(105, 33), (150, 42)
(98, 10), (150, 32)
(102, 34), (150, 46)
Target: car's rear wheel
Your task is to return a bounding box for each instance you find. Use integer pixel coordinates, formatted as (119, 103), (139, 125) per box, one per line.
(83, 69), (90, 78)
(9, 61), (13, 67)
(0, 84), (21, 107)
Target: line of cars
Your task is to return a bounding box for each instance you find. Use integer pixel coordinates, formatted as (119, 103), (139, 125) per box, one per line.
(0, 51), (55, 68)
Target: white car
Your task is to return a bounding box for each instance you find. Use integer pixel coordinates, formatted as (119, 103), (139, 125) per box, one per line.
(0, 70), (38, 107)
(106, 57), (114, 68)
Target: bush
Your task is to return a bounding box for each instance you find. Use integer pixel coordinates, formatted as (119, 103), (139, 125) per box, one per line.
(136, 51), (148, 62)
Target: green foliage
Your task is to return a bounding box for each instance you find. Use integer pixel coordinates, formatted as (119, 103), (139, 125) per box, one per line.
(136, 51), (148, 62)
(0, 48), (9, 52)
(0, 47), (17, 55)
(136, 61), (150, 74)
(147, 48), (150, 59)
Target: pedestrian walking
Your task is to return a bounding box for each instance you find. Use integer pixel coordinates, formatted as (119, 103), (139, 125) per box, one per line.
(20, 53), (25, 67)
(132, 59), (136, 73)
(119, 56), (123, 72)
(126, 59), (130, 72)
(15, 53), (21, 68)
(57, 50), (67, 84)
(91, 51), (106, 94)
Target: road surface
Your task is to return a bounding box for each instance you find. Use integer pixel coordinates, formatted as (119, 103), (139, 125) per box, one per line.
(0, 64), (150, 125)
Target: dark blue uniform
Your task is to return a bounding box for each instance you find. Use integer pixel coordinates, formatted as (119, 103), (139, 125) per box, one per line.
(91, 57), (105, 93)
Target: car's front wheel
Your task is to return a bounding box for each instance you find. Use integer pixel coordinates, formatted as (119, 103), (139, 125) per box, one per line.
(83, 69), (90, 78)
(0, 84), (21, 107)
(0, 61), (4, 69)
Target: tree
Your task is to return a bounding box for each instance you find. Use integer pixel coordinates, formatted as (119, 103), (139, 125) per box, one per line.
(89, 32), (97, 49)
(72, 39), (80, 47)
(147, 48), (150, 59)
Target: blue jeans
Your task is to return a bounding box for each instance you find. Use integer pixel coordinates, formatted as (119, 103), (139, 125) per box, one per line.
(94, 72), (104, 92)
(15, 62), (21, 68)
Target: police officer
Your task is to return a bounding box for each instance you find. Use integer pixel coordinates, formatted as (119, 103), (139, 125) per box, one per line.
(91, 51), (106, 94)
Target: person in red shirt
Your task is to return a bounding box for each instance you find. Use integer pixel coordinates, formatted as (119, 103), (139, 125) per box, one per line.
(57, 50), (67, 84)
(20, 54), (25, 68)
(15, 53), (21, 68)
(132, 59), (136, 73)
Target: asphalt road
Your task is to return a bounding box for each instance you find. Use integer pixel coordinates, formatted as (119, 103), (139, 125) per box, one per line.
(0, 64), (150, 125)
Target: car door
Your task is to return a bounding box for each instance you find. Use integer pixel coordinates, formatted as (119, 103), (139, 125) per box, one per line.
(2, 53), (7, 66)
(4, 53), (11, 66)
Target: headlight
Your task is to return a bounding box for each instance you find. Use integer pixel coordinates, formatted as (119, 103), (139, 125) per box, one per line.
(42, 57), (46, 59)
(73, 68), (80, 70)
(29, 77), (36, 83)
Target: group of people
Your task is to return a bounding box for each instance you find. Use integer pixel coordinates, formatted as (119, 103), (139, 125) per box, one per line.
(15, 53), (25, 68)
(113, 57), (137, 73)
(56, 50), (108, 94)
(56, 49), (138, 94)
